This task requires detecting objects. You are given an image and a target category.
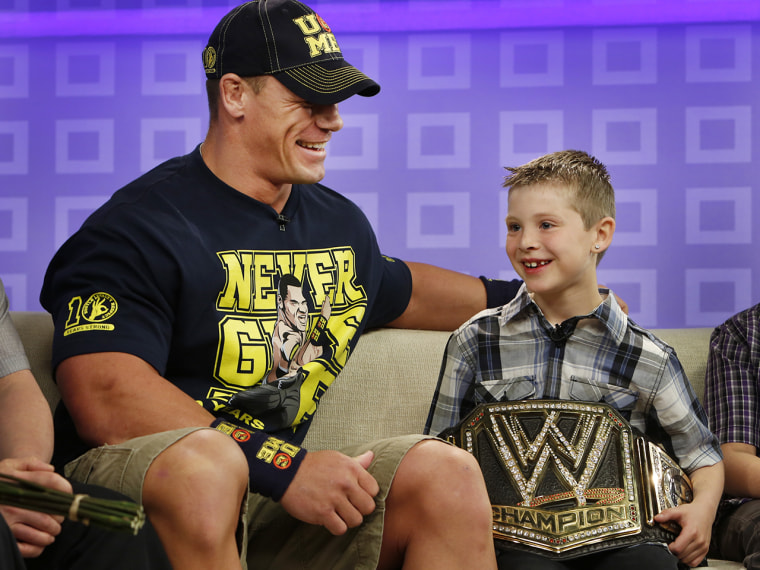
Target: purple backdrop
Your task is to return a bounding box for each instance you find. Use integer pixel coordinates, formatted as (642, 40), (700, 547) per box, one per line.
(1, 0), (759, 329)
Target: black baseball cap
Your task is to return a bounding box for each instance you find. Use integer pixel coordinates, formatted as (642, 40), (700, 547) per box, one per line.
(202, 0), (380, 105)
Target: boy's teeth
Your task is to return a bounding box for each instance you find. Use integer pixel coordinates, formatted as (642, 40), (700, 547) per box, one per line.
(525, 261), (549, 268)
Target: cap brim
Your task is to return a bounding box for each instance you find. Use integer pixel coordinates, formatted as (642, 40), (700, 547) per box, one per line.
(275, 60), (380, 105)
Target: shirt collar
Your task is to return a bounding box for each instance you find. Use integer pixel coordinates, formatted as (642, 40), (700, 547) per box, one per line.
(500, 283), (629, 345)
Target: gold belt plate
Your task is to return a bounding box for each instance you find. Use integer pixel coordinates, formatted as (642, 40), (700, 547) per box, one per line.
(445, 401), (691, 555)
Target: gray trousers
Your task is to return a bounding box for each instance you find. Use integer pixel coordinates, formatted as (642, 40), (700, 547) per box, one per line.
(712, 499), (760, 569)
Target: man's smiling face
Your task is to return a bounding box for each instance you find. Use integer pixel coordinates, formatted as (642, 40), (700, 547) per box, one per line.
(244, 76), (344, 188)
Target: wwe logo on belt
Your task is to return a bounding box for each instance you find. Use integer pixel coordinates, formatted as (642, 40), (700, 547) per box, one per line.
(493, 405), (623, 507)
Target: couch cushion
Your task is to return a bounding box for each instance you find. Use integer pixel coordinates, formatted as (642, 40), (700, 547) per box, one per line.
(304, 328), (449, 450)
(651, 327), (713, 402)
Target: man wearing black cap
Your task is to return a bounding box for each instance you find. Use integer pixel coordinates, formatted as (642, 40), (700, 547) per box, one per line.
(40, 1), (512, 568)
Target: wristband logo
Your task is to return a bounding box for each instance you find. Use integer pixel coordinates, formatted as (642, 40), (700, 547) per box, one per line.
(273, 452), (292, 470)
(231, 428), (251, 443)
(257, 437), (301, 466)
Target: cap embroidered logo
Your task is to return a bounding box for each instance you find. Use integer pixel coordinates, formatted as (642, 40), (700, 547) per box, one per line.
(203, 46), (217, 75)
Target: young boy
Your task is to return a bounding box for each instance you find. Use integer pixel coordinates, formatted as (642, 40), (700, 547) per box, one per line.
(424, 150), (724, 569)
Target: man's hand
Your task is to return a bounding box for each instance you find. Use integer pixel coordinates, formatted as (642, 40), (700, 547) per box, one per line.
(0, 457), (73, 558)
(655, 500), (714, 567)
(613, 292), (628, 314)
(598, 285), (628, 314)
(279, 450), (379, 535)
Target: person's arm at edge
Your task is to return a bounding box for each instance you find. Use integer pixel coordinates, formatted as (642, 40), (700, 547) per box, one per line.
(0, 367), (73, 493)
(0, 370), (74, 558)
(720, 442), (760, 497)
(0, 370), (55, 462)
(703, 314), (760, 499)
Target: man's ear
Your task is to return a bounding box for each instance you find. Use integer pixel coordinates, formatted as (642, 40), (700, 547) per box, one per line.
(593, 216), (615, 253)
(218, 73), (247, 119)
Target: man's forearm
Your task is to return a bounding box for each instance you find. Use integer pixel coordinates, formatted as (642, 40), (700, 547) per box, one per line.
(388, 262), (486, 331)
(390, 262), (515, 331)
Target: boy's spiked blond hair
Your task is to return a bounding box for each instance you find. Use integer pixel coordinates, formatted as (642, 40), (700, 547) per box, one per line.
(503, 149), (616, 230)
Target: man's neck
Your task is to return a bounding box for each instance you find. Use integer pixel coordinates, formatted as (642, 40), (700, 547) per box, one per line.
(200, 136), (292, 213)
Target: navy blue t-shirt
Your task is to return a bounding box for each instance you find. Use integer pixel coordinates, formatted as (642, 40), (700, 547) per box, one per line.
(41, 146), (412, 468)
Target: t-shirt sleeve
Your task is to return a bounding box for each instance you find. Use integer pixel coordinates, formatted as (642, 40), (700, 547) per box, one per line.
(41, 216), (177, 374)
(365, 255), (412, 330)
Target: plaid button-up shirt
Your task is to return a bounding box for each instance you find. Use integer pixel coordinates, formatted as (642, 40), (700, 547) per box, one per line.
(425, 284), (721, 474)
(704, 303), (760, 452)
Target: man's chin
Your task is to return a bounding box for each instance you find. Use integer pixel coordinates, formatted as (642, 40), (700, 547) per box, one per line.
(294, 166), (325, 185)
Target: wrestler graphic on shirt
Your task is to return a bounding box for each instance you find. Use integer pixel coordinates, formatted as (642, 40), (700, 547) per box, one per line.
(228, 274), (331, 429)
(267, 274), (331, 384)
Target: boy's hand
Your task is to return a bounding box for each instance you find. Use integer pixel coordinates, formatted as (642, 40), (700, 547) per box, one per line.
(655, 501), (714, 567)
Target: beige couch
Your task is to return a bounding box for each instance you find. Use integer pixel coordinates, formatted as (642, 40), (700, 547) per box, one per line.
(10, 311), (742, 568)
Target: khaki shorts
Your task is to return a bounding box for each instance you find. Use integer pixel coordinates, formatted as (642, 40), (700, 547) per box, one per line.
(64, 429), (432, 570)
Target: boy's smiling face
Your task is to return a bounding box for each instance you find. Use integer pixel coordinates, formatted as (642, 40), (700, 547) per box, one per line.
(506, 183), (608, 318)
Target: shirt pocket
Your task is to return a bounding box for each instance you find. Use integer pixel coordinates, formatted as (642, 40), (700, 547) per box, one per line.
(567, 376), (638, 412)
(474, 376), (536, 404)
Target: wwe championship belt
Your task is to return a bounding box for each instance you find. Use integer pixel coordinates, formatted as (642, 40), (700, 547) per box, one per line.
(438, 401), (693, 559)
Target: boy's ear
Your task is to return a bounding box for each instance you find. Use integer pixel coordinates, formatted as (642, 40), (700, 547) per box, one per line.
(592, 217), (616, 252)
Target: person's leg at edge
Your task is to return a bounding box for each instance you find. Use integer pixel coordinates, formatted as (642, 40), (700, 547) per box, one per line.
(0, 513), (25, 570)
(377, 439), (497, 570)
(713, 499), (760, 570)
(141, 429), (249, 570)
(24, 481), (172, 570)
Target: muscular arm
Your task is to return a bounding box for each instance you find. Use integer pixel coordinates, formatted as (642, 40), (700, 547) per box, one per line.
(57, 352), (215, 446)
(387, 262), (624, 331)
(61, 352), (385, 538)
(388, 262), (488, 331)
(721, 442), (760, 498)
